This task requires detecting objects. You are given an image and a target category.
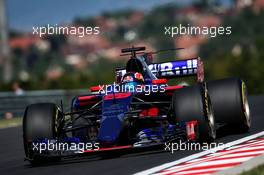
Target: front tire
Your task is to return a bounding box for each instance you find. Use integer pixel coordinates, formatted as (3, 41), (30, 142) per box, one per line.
(169, 84), (216, 142)
(23, 103), (62, 164)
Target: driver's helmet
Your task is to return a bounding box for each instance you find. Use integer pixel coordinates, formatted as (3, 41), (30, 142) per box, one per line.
(121, 72), (144, 93)
(121, 72), (144, 84)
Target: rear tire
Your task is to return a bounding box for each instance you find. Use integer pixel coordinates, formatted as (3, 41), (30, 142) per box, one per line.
(207, 78), (251, 132)
(168, 84), (216, 142)
(23, 103), (62, 164)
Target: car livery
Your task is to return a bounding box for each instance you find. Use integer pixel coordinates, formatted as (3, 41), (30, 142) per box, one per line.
(23, 46), (251, 163)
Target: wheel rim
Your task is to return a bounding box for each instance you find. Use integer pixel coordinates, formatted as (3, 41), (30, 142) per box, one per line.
(205, 90), (216, 139)
(208, 101), (216, 139)
(242, 81), (251, 127)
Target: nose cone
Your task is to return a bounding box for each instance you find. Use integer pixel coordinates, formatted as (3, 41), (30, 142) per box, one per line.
(98, 93), (132, 145)
(97, 114), (124, 144)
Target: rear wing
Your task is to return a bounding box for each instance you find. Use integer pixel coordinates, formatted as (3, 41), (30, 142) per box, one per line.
(115, 58), (204, 83)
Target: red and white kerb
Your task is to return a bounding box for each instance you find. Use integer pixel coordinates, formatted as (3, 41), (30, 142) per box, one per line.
(155, 137), (264, 175)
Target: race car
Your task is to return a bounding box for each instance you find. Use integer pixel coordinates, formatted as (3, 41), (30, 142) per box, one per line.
(23, 46), (251, 163)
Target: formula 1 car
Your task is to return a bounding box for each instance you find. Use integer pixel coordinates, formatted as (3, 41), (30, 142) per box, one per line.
(23, 46), (251, 163)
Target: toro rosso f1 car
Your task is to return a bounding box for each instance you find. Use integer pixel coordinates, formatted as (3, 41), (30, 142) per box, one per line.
(23, 46), (251, 163)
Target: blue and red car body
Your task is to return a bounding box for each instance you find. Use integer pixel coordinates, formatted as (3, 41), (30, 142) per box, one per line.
(23, 47), (251, 161)
(68, 51), (204, 153)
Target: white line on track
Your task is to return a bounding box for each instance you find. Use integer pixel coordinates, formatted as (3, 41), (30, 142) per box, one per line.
(134, 130), (264, 175)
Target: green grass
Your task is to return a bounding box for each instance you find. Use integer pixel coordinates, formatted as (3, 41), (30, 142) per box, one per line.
(240, 164), (264, 175)
(0, 117), (22, 129)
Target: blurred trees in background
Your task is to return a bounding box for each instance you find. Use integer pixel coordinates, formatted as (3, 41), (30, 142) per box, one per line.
(3, 3), (264, 94)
